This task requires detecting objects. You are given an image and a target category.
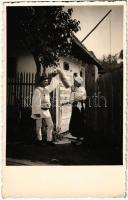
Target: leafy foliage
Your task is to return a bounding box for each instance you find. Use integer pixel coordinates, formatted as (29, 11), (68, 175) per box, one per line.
(100, 51), (123, 72)
(7, 6), (80, 68)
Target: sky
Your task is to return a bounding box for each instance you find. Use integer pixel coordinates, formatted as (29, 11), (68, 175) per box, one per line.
(66, 6), (123, 59)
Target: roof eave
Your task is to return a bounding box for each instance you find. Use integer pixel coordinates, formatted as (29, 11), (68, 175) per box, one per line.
(71, 33), (102, 69)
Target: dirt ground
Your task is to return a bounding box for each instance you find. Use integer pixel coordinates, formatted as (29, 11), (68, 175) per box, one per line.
(6, 137), (122, 166)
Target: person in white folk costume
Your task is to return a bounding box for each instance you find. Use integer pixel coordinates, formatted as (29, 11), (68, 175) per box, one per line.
(31, 67), (70, 145)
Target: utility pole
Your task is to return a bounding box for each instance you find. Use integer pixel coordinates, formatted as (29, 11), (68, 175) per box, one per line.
(81, 9), (112, 43)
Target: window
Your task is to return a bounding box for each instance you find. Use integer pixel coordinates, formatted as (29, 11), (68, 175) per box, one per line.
(63, 62), (69, 70)
(73, 73), (78, 77)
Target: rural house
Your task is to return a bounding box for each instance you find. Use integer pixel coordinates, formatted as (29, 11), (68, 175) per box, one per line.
(7, 34), (102, 139)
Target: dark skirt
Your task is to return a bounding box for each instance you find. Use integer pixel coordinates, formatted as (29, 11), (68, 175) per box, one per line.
(69, 102), (85, 138)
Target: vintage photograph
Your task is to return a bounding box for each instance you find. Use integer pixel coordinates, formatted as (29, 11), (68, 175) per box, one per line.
(6, 4), (123, 166)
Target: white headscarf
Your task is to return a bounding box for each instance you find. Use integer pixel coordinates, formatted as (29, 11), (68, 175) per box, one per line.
(74, 76), (83, 85)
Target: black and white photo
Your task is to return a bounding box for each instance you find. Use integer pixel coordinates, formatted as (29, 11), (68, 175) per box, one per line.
(6, 4), (124, 166)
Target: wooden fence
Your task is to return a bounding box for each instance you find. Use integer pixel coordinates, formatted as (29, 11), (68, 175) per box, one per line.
(85, 68), (123, 147)
(7, 72), (35, 108)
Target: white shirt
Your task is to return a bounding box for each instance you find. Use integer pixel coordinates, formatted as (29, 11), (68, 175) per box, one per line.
(71, 86), (86, 102)
(31, 75), (59, 119)
(71, 86), (87, 110)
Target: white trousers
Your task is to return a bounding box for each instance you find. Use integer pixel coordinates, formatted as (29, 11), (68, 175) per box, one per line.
(36, 117), (54, 141)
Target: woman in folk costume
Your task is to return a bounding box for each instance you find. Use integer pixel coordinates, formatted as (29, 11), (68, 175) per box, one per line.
(31, 67), (70, 145)
(69, 75), (87, 145)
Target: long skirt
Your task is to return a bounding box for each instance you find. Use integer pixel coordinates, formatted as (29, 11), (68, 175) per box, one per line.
(69, 102), (85, 138)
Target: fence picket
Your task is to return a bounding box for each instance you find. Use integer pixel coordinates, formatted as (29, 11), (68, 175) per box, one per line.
(20, 73), (23, 107)
(25, 73), (28, 107)
(31, 73), (34, 106)
(28, 72), (31, 108)
(22, 72), (25, 108)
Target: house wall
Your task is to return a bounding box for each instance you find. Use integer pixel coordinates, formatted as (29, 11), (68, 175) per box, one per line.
(59, 56), (85, 85)
(17, 54), (86, 80)
(17, 55), (37, 74)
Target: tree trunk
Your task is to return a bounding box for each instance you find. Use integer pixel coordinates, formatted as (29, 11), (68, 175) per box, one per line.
(32, 52), (41, 86)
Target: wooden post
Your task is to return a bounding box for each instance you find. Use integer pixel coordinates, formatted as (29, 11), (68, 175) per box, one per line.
(19, 73), (23, 108)
(81, 10), (112, 43)
(26, 73), (28, 107)
(22, 72), (25, 108)
(28, 72), (31, 108)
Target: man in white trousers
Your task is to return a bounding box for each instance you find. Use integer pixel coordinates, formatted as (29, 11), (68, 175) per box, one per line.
(31, 67), (70, 145)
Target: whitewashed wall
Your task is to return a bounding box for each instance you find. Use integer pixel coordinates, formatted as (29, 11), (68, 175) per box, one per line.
(17, 54), (85, 76)
(17, 55), (37, 74)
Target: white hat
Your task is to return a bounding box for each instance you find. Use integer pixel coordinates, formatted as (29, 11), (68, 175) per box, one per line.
(74, 76), (83, 85)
